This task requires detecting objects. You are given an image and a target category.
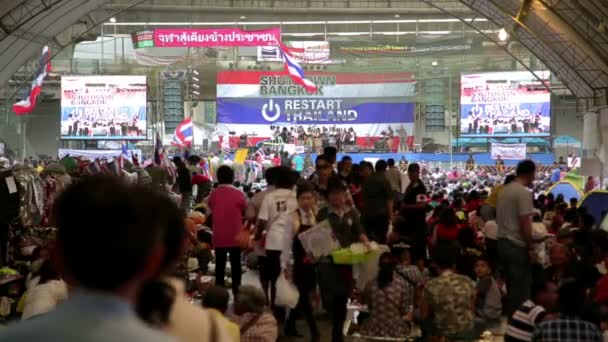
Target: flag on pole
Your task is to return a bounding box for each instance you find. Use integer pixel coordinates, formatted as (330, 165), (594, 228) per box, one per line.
(278, 43), (317, 93)
(131, 151), (140, 168)
(154, 133), (162, 166)
(121, 142), (128, 156)
(172, 118), (194, 148)
(13, 46), (51, 115)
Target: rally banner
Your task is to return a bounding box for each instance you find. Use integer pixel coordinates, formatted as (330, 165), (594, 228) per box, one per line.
(460, 71), (551, 137)
(258, 41), (331, 64)
(331, 38), (480, 58)
(217, 71), (416, 98)
(153, 27), (280, 47)
(216, 70), (415, 145)
(60, 75), (147, 140)
(491, 143), (527, 160)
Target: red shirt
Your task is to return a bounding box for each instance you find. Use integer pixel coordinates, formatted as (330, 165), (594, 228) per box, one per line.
(208, 185), (247, 248)
(436, 223), (461, 241)
(271, 157), (281, 167)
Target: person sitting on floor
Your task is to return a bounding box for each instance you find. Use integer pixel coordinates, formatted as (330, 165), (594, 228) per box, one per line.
(202, 286), (240, 342)
(359, 252), (412, 339)
(232, 285), (278, 342)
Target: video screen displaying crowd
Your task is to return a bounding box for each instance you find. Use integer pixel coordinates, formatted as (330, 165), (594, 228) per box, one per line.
(466, 109), (545, 135)
(62, 111), (144, 138)
(1, 147), (607, 342)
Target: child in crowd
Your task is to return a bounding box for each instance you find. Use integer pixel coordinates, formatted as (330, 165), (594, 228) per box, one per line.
(473, 257), (502, 337)
(317, 176), (370, 342)
(283, 181), (320, 339)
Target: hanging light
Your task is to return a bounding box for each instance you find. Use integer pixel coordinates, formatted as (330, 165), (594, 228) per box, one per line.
(498, 28), (508, 41)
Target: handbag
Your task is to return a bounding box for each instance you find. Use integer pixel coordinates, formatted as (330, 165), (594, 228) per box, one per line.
(236, 223), (254, 250)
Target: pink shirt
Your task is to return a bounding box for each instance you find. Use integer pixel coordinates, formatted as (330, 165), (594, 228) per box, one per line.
(208, 185), (247, 248)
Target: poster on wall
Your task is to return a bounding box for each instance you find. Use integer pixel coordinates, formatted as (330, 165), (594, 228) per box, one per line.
(460, 71), (551, 137)
(60, 75), (147, 140)
(257, 41), (331, 64)
(216, 71), (416, 149)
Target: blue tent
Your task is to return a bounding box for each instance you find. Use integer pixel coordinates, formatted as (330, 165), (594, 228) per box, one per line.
(546, 181), (583, 201)
(580, 190), (608, 225)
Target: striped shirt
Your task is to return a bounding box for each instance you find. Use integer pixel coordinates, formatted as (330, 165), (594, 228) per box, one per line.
(505, 300), (546, 342)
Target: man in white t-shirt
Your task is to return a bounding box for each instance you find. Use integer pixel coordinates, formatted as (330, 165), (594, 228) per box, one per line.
(255, 167), (298, 306)
(496, 159), (536, 316)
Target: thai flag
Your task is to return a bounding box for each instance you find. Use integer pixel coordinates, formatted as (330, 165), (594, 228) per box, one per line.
(172, 118), (194, 148)
(278, 43), (317, 93)
(154, 133), (163, 165)
(105, 157), (123, 176)
(85, 159), (103, 175)
(131, 151), (140, 168)
(254, 147), (266, 158)
(121, 142), (128, 156)
(13, 46), (51, 115)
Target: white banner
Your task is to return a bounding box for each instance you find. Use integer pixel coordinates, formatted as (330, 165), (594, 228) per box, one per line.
(58, 149), (142, 162)
(257, 41), (330, 64)
(491, 143), (527, 160)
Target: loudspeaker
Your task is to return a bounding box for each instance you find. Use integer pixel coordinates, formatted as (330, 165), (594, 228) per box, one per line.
(202, 139), (209, 151)
(344, 145), (360, 153)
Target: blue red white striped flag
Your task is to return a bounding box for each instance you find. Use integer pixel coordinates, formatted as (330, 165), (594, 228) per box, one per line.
(105, 157), (123, 176)
(172, 118), (194, 148)
(278, 43), (317, 93)
(13, 46), (51, 115)
(154, 133), (163, 166)
(85, 159), (103, 175)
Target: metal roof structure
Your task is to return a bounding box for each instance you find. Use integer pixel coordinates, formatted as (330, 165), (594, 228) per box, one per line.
(0, 0), (607, 106)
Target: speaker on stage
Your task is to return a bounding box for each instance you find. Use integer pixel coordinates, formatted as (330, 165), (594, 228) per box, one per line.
(374, 140), (387, 152)
(344, 145), (360, 153)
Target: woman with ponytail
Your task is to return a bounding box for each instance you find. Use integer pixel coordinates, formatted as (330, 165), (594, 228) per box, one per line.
(359, 252), (412, 339)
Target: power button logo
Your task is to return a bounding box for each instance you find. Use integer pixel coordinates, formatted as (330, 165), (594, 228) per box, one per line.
(261, 99), (281, 122)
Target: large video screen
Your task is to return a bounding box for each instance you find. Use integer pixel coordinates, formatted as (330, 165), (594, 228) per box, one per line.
(61, 75), (147, 140)
(460, 71), (551, 137)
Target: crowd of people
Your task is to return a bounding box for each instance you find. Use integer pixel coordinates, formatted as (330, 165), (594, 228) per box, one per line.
(3, 145), (608, 342)
(261, 124), (409, 153)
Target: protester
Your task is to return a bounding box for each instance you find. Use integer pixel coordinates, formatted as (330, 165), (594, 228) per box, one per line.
(0, 176), (179, 341)
(359, 252), (412, 339)
(256, 166), (298, 307)
(386, 158), (403, 201)
(174, 156), (193, 210)
(473, 256), (502, 336)
(283, 181), (320, 339)
(392, 243), (423, 311)
(338, 156), (353, 185)
(533, 280), (602, 341)
(246, 166), (279, 223)
(233, 285), (279, 342)
(361, 159), (393, 244)
(208, 165), (247, 296)
(505, 277), (558, 342)
(421, 244), (476, 340)
(202, 286), (241, 341)
(21, 259), (68, 320)
(401, 163), (429, 263)
(497, 160), (537, 315)
(317, 177), (370, 342)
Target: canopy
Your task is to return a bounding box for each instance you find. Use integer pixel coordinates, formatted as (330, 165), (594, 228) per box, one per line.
(554, 135), (582, 147)
(580, 190), (608, 226)
(546, 180), (584, 201)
